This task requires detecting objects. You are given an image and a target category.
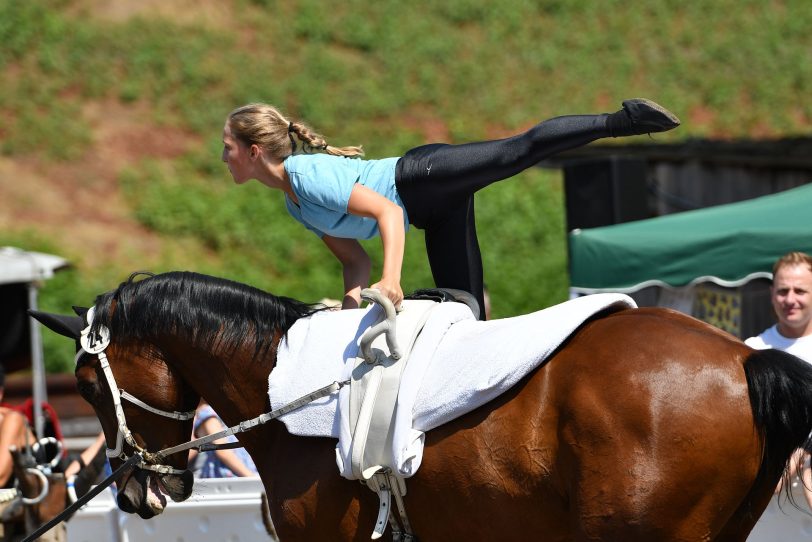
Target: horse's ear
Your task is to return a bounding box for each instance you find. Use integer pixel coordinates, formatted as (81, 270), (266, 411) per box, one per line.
(28, 310), (84, 340)
(72, 306), (89, 318)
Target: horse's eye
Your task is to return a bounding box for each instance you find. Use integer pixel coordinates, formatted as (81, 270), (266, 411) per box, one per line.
(77, 380), (101, 405)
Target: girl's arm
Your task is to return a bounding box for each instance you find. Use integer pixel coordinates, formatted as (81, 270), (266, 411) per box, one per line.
(345, 183), (405, 308)
(322, 235), (372, 309)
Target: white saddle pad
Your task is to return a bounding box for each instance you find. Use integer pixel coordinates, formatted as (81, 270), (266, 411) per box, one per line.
(267, 293), (636, 478)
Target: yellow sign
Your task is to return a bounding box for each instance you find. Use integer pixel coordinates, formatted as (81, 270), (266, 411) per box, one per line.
(693, 285), (741, 336)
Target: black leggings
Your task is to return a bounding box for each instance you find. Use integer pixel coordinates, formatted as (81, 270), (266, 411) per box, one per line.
(395, 113), (610, 318)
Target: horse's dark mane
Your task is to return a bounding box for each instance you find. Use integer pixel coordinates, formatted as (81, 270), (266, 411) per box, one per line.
(89, 271), (321, 357)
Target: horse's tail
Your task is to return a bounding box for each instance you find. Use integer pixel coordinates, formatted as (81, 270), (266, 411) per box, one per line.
(744, 348), (812, 485)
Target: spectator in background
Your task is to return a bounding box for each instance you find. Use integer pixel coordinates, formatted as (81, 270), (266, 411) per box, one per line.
(745, 251), (812, 506)
(190, 401), (258, 478)
(64, 432), (110, 498)
(1, 365), (110, 508)
(0, 363), (69, 542)
(746, 251), (812, 358)
(0, 363), (36, 489)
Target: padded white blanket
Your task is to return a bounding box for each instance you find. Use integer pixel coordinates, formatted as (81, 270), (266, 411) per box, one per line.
(267, 293), (636, 478)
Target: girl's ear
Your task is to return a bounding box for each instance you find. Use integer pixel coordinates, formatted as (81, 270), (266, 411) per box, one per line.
(250, 144), (261, 160)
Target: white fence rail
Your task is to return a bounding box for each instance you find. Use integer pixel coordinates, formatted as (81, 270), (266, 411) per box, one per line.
(749, 482), (812, 540)
(67, 477), (276, 542)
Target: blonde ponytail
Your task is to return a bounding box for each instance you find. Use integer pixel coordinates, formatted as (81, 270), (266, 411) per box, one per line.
(288, 121), (363, 157)
(227, 103), (364, 159)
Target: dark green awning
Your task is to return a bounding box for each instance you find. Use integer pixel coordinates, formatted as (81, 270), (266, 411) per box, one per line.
(568, 183), (812, 293)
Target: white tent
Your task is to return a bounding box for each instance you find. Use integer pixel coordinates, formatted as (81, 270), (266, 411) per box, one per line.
(0, 246), (69, 438)
(0, 247), (68, 284)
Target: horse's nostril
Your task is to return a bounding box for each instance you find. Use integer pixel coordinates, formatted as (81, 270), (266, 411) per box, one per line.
(136, 507), (157, 520)
(116, 468), (148, 515)
(117, 492), (137, 514)
(162, 470), (194, 502)
(77, 380), (100, 404)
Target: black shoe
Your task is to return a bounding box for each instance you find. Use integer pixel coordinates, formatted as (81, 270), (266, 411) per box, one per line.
(607, 98), (680, 137)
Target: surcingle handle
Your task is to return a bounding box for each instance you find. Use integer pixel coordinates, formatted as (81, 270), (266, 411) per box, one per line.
(360, 288), (402, 362)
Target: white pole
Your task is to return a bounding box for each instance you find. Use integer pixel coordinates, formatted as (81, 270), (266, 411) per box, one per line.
(27, 282), (48, 440)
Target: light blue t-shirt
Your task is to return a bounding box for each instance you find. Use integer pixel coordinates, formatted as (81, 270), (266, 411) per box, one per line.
(283, 154), (409, 239)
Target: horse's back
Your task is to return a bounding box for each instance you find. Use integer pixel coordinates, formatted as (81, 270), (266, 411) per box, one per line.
(271, 307), (782, 541)
(415, 307), (764, 541)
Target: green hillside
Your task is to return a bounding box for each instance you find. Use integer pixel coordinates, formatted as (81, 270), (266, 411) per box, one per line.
(1, 0), (810, 371)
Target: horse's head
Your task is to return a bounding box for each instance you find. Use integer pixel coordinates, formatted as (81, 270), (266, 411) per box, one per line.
(30, 306), (199, 519)
(31, 271), (321, 519)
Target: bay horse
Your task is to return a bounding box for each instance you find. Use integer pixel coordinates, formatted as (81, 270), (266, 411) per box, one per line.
(30, 271), (812, 541)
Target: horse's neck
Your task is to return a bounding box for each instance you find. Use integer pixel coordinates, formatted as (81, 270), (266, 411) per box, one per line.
(186, 330), (283, 428)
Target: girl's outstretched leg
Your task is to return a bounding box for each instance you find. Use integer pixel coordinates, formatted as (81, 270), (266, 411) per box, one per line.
(397, 114), (607, 213)
(395, 99), (679, 315)
(395, 98), (679, 220)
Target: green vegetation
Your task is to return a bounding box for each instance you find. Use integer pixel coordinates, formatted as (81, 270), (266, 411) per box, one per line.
(1, 0), (810, 371)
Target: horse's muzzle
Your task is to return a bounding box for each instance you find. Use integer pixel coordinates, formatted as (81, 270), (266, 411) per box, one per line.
(117, 468), (194, 518)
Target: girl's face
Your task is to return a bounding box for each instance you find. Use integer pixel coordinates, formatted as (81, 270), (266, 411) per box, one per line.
(222, 122), (253, 184)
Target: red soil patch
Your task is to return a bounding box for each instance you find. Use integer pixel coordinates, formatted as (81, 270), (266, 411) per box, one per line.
(0, 100), (201, 269)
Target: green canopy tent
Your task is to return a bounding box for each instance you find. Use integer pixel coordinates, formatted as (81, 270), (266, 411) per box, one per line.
(569, 183), (812, 293)
(567, 183), (812, 338)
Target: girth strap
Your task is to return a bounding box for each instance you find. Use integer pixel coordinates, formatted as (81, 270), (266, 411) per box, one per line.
(367, 470), (414, 541)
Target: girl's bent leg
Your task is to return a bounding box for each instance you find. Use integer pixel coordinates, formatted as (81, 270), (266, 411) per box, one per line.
(423, 197), (486, 320)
